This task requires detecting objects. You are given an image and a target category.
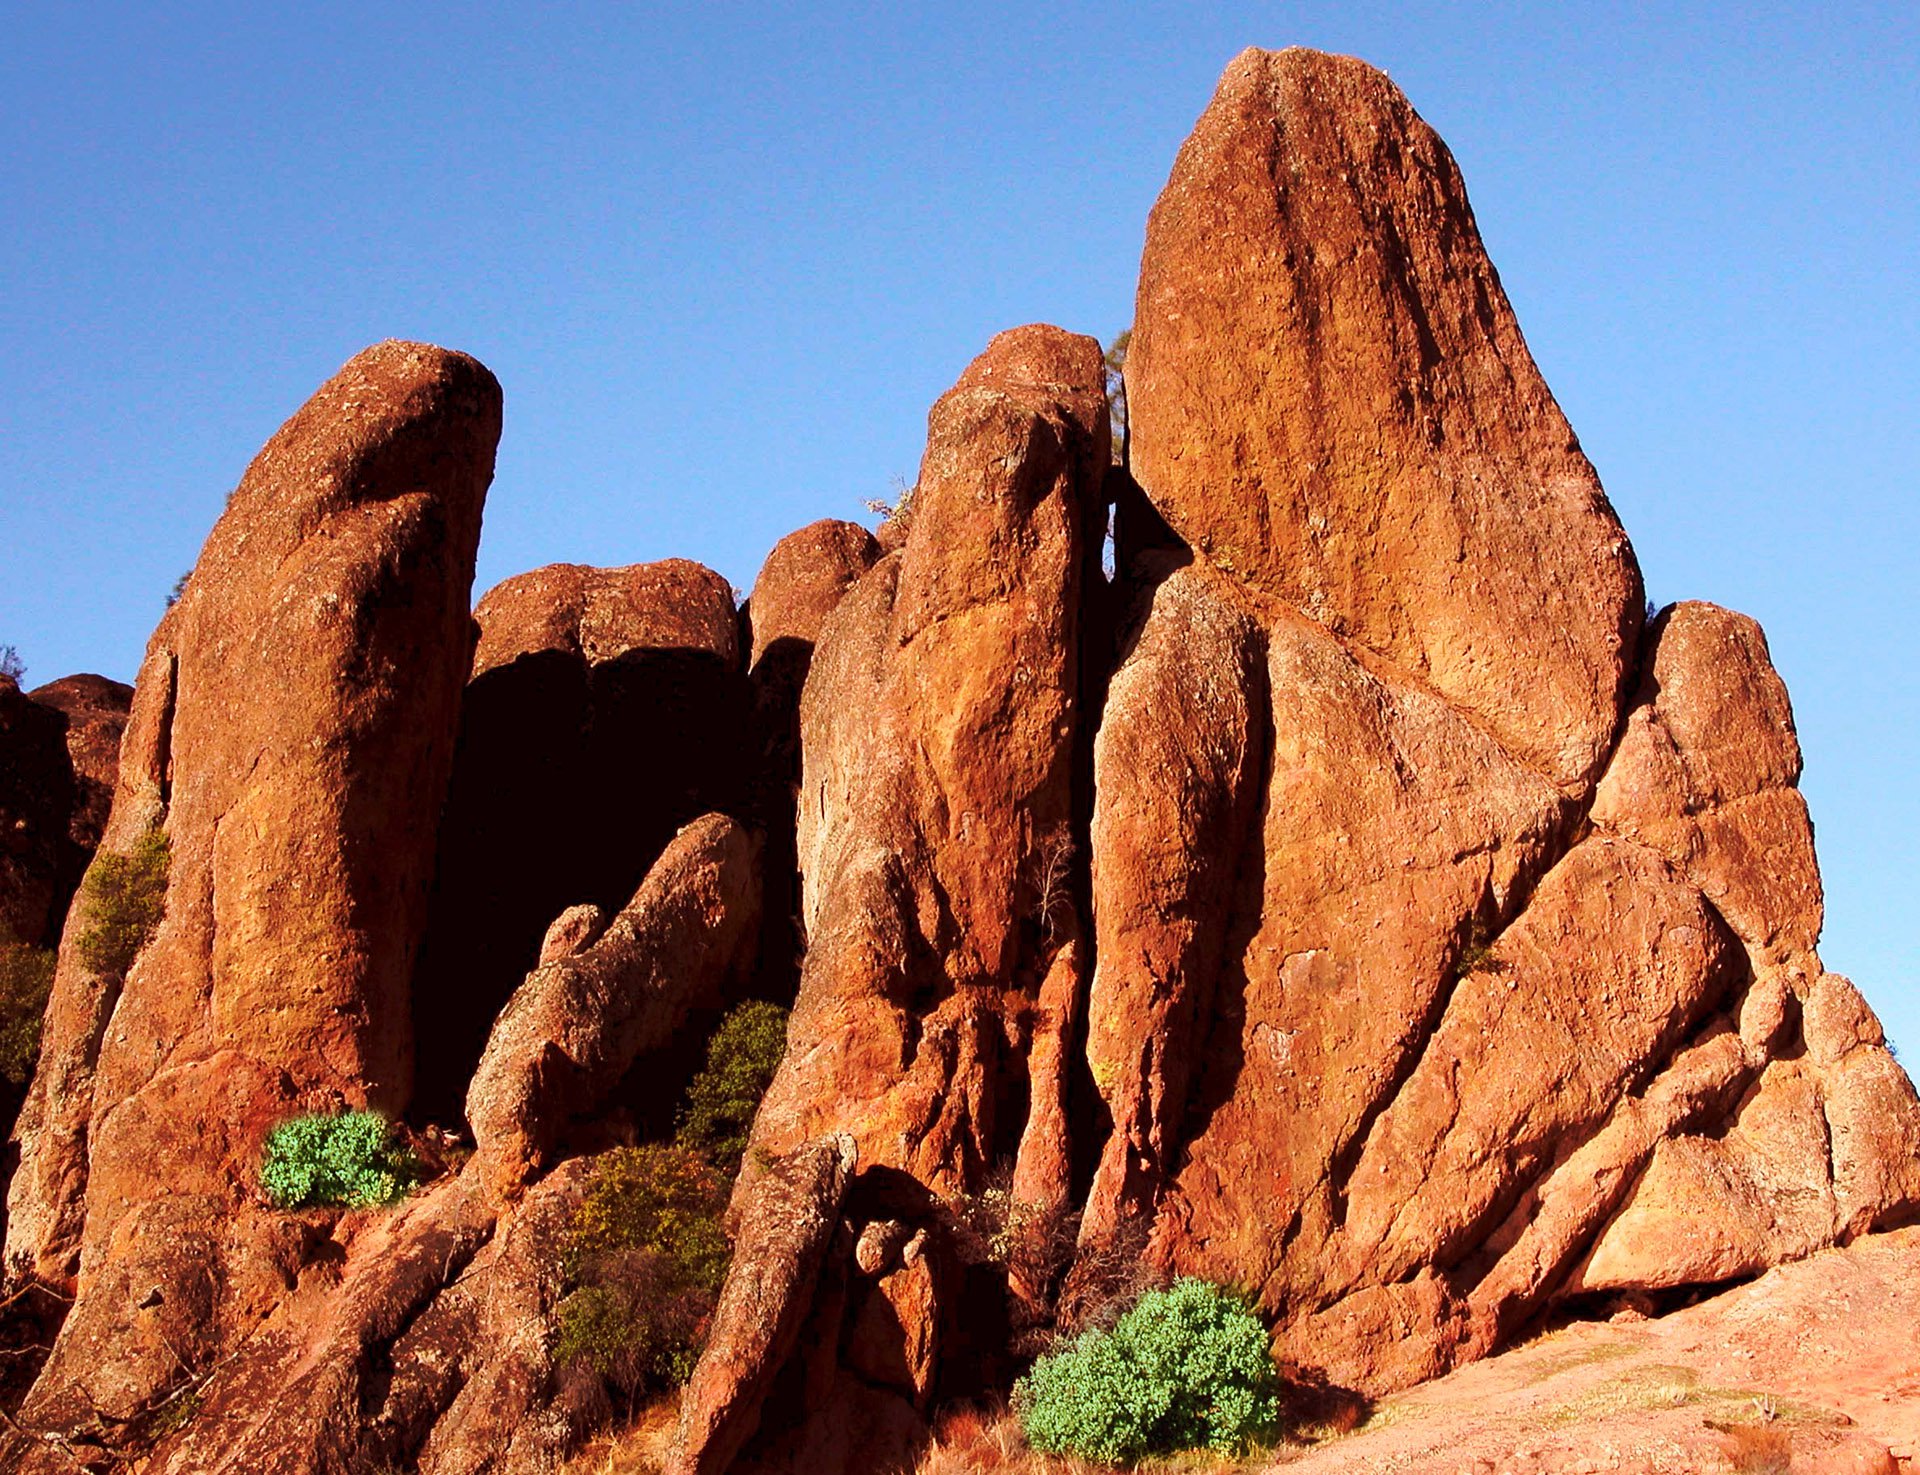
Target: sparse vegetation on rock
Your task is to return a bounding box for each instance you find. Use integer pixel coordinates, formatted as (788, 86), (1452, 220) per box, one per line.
(675, 999), (789, 1174)
(554, 1143), (730, 1393)
(73, 824), (169, 976)
(0, 934), (55, 1086)
(1013, 1277), (1281, 1463)
(259, 1109), (418, 1208)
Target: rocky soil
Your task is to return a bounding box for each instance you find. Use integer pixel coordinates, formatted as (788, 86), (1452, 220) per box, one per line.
(0, 42), (1913, 1475)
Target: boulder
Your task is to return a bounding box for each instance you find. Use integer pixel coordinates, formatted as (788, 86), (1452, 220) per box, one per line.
(29, 675), (133, 883)
(746, 519), (880, 672)
(0, 674), (130, 956)
(412, 558), (750, 1122)
(5, 340), (499, 1436)
(466, 813), (763, 1202)
(668, 1135), (858, 1475)
(1128, 46), (1643, 790)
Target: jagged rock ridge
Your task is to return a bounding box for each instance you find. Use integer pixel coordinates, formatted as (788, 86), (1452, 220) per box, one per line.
(0, 43), (1912, 1475)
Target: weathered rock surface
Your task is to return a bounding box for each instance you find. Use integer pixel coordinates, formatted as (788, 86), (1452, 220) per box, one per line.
(3, 43), (1916, 1475)
(673, 324), (1109, 1474)
(1263, 1226), (1920, 1475)
(1128, 46), (1643, 791)
(668, 1135), (857, 1475)
(1077, 560), (1265, 1255)
(743, 520), (882, 1032)
(751, 324), (1106, 1181)
(413, 558), (750, 1121)
(3, 800), (761, 1473)
(4, 340), (500, 1436)
(467, 813), (763, 1202)
(746, 520), (880, 673)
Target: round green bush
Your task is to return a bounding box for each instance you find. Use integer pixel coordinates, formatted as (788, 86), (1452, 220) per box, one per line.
(1013, 1278), (1281, 1463)
(260, 1109), (417, 1209)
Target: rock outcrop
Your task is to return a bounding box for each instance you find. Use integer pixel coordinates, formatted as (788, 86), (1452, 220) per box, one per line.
(467, 813), (763, 1202)
(667, 46), (1920, 1473)
(4, 340), (501, 1439)
(1098, 46), (1919, 1396)
(670, 324), (1109, 1474)
(412, 559), (750, 1121)
(1128, 46), (1643, 793)
(2, 42), (1915, 1475)
(0, 804), (763, 1475)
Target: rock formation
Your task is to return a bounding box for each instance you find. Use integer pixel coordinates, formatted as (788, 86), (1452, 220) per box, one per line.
(667, 46), (1920, 1473)
(1, 42), (1916, 1475)
(412, 558), (751, 1121)
(4, 339), (501, 1439)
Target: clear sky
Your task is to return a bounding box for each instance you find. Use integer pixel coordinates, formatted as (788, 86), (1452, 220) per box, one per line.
(2, 4), (1915, 1053)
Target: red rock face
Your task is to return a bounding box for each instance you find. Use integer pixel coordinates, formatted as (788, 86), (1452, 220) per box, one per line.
(5, 341), (500, 1431)
(751, 324), (1107, 1189)
(4, 44), (1917, 1475)
(671, 325), (1109, 1475)
(747, 520), (880, 673)
(1129, 47), (1643, 792)
(1095, 52), (1920, 1396)
(412, 558), (751, 1122)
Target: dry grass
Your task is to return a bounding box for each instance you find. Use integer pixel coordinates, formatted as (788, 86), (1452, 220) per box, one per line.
(559, 1392), (1309, 1475)
(911, 1402), (1275, 1475)
(561, 1392), (680, 1475)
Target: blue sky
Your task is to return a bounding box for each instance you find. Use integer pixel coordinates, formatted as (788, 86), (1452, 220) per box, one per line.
(2, 4), (1915, 1052)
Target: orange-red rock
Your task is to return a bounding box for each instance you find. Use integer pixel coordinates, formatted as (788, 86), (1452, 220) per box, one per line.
(668, 1135), (857, 1475)
(749, 324), (1107, 1189)
(1128, 47), (1642, 790)
(7, 340), (499, 1433)
(466, 813), (762, 1201)
(1078, 560), (1264, 1253)
(675, 325), (1108, 1475)
(746, 519), (879, 672)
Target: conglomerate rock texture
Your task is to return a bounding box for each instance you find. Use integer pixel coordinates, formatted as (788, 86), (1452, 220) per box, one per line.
(1, 42), (1916, 1475)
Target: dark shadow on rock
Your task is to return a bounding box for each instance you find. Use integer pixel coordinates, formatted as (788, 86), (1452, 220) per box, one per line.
(412, 645), (751, 1126)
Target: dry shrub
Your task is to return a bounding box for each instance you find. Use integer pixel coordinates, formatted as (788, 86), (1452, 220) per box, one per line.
(560, 1391), (680, 1474)
(1716, 1420), (1793, 1474)
(75, 826), (169, 976)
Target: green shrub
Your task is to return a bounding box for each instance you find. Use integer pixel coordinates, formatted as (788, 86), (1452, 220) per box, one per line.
(674, 1000), (789, 1174)
(554, 1143), (730, 1393)
(75, 826), (170, 976)
(0, 937), (56, 1086)
(260, 1110), (418, 1209)
(1013, 1278), (1281, 1463)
